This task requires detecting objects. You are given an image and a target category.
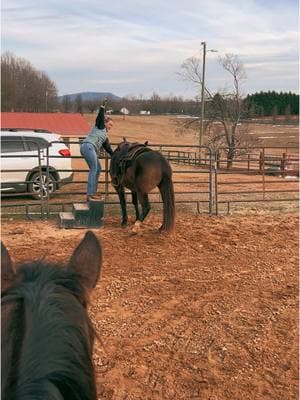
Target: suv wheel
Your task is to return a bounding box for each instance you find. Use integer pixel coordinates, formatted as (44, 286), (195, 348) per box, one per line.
(29, 171), (56, 199)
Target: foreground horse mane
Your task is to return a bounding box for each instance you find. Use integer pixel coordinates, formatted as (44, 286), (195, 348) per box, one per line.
(1, 232), (101, 400)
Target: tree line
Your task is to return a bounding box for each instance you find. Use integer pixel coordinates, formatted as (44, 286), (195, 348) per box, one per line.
(60, 92), (200, 115)
(33, 90), (300, 119)
(1, 51), (299, 120)
(245, 91), (299, 117)
(1, 52), (59, 112)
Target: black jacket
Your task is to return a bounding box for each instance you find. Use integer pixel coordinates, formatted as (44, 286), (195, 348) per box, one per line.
(95, 106), (113, 156)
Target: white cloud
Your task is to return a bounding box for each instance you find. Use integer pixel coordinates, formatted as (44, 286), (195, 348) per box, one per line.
(2, 0), (299, 96)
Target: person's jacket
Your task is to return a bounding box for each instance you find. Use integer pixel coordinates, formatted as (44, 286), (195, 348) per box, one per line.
(82, 106), (113, 156)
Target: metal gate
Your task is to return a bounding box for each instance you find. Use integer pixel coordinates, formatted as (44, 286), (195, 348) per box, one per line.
(1, 140), (298, 218)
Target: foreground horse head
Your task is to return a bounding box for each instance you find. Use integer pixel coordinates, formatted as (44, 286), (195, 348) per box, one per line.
(1, 231), (102, 400)
(110, 140), (175, 234)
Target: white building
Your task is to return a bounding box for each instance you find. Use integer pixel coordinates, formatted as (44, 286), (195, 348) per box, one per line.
(120, 107), (130, 115)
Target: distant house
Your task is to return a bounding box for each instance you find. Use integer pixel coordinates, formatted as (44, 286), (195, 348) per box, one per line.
(140, 110), (151, 115)
(120, 107), (130, 115)
(1, 112), (91, 156)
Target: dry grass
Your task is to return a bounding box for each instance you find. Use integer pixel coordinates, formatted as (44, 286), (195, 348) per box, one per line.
(84, 114), (202, 145)
(83, 114), (299, 150)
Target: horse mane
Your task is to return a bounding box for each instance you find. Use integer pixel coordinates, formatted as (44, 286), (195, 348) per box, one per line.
(2, 261), (97, 400)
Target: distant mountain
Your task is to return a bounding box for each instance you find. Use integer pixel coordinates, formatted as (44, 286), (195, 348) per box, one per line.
(58, 92), (122, 102)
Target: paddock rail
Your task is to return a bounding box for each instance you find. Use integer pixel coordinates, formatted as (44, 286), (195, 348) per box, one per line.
(1, 140), (298, 218)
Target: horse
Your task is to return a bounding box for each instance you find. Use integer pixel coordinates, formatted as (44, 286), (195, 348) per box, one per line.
(1, 231), (102, 400)
(110, 138), (175, 233)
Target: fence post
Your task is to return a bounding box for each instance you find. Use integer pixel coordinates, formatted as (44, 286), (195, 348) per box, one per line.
(214, 151), (218, 215)
(281, 152), (287, 177)
(259, 151), (264, 172)
(262, 148), (265, 200)
(44, 144), (49, 219)
(216, 151), (220, 169)
(104, 155), (109, 200)
(247, 153), (250, 171)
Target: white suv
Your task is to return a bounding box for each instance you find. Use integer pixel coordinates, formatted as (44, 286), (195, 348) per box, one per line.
(1, 130), (73, 199)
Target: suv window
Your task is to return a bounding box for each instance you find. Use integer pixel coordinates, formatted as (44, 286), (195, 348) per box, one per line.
(1, 136), (26, 153)
(23, 137), (49, 151)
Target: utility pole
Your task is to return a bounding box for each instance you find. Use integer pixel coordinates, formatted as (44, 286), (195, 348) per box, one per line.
(199, 43), (218, 151)
(199, 41), (206, 149)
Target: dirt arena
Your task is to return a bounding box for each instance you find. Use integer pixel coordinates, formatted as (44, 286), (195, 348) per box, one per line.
(2, 211), (298, 400)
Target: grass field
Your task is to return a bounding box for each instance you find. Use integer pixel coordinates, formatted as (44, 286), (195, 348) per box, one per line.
(83, 114), (299, 149)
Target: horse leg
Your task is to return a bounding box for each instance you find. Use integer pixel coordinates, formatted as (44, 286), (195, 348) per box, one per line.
(132, 192), (140, 221)
(117, 186), (128, 227)
(131, 193), (151, 234)
(138, 193), (151, 222)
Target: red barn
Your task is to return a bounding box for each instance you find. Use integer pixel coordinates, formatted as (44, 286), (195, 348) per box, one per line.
(1, 112), (92, 155)
(1, 112), (91, 137)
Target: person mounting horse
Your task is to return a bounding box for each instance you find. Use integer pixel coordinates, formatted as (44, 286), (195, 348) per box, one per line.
(80, 98), (114, 202)
(110, 138), (175, 234)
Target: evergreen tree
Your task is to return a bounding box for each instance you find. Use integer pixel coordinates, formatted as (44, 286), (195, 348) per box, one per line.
(245, 91), (299, 116)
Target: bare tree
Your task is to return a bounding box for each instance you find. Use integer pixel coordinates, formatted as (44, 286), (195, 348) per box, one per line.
(61, 95), (72, 113)
(84, 100), (99, 113)
(179, 53), (250, 167)
(75, 94), (83, 113)
(1, 51), (58, 112)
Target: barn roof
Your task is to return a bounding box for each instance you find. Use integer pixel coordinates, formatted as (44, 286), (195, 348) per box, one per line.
(1, 112), (91, 137)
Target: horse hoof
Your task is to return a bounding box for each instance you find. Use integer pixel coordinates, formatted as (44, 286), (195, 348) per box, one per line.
(131, 220), (142, 234)
(121, 222), (128, 228)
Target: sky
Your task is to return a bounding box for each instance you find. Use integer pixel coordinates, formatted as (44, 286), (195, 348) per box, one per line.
(1, 0), (299, 98)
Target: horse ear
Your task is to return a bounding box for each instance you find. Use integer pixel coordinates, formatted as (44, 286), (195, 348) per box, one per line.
(68, 231), (102, 289)
(144, 141), (148, 146)
(123, 137), (127, 142)
(1, 242), (15, 288)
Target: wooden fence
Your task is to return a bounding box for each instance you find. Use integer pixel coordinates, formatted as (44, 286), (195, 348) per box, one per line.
(162, 147), (299, 177)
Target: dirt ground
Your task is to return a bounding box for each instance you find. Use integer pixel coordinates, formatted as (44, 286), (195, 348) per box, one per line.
(1, 211), (298, 399)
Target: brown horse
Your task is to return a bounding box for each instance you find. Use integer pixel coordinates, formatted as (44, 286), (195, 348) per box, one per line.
(110, 138), (175, 233)
(1, 232), (102, 400)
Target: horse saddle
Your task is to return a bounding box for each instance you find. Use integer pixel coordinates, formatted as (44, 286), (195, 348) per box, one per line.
(110, 143), (152, 187)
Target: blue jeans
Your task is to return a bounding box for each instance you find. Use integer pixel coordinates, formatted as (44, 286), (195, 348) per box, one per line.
(80, 142), (101, 196)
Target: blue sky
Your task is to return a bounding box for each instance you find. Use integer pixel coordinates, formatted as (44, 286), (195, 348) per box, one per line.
(2, 0), (299, 98)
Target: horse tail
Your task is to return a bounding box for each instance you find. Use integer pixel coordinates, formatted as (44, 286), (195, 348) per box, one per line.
(158, 168), (175, 233)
